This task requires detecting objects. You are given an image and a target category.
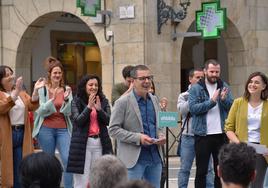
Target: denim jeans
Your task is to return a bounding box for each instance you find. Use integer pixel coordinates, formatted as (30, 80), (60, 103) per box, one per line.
(178, 135), (214, 188)
(264, 168), (268, 188)
(12, 128), (24, 188)
(128, 159), (162, 188)
(37, 126), (73, 188)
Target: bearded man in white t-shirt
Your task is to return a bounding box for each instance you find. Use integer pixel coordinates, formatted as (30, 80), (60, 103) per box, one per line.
(188, 59), (233, 188)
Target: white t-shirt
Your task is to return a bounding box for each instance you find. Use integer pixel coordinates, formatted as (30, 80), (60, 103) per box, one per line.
(248, 102), (262, 143)
(5, 92), (25, 125)
(206, 80), (222, 135)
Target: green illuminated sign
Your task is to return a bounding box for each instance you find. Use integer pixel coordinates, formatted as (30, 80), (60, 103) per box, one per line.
(76, 0), (101, 17)
(196, 1), (226, 39)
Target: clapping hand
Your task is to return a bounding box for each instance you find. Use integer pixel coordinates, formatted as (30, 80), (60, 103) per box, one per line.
(87, 93), (96, 109)
(32, 77), (46, 98)
(15, 76), (23, 92)
(211, 89), (220, 102)
(87, 95), (101, 110)
(94, 96), (101, 110)
(34, 78), (46, 90)
(220, 87), (228, 100)
(12, 76), (23, 98)
(64, 86), (72, 100)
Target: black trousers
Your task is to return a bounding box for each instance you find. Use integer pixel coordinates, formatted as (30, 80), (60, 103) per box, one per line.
(194, 133), (227, 188)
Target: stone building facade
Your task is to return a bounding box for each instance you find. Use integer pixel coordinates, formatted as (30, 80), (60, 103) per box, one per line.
(1, 0), (268, 154)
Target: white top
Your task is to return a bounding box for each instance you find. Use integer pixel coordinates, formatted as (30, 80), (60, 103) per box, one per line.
(177, 85), (194, 136)
(248, 102), (262, 143)
(206, 80), (222, 135)
(5, 92), (25, 125)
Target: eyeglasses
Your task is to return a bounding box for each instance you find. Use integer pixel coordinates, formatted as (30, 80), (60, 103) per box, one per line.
(134, 75), (154, 81)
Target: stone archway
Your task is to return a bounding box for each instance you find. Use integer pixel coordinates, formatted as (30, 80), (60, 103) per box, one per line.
(180, 19), (243, 93)
(221, 20), (245, 97)
(2, 0), (111, 93)
(178, 0), (246, 97)
(180, 14), (247, 97)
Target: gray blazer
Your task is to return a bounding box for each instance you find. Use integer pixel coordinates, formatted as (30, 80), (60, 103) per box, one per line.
(108, 90), (164, 168)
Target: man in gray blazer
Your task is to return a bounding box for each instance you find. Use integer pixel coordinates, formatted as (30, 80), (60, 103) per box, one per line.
(109, 65), (166, 188)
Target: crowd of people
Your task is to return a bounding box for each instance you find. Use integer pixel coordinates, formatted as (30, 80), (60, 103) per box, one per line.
(0, 56), (267, 188)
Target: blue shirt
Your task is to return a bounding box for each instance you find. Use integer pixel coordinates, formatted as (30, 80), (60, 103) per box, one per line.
(134, 91), (161, 163)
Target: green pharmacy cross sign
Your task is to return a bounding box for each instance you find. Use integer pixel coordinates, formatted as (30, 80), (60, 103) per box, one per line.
(76, 0), (101, 17)
(196, 1), (226, 39)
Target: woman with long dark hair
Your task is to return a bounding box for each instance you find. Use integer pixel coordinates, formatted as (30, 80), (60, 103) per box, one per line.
(67, 74), (113, 188)
(0, 65), (44, 188)
(225, 71), (268, 187)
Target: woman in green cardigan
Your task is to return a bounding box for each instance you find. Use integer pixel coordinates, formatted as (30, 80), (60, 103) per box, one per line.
(225, 71), (268, 188)
(33, 57), (73, 188)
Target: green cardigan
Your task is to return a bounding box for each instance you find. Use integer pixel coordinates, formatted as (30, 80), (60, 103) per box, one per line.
(32, 87), (73, 137)
(225, 97), (268, 162)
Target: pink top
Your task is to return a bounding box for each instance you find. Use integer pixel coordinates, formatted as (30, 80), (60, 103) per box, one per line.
(88, 107), (100, 136)
(43, 90), (67, 129)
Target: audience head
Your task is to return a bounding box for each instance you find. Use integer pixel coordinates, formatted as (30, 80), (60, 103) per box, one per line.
(19, 152), (63, 188)
(218, 143), (257, 188)
(115, 180), (154, 188)
(243, 71), (268, 100)
(188, 68), (204, 85)
(89, 155), (128, 188)
(122, 65), (134, 87)
(0, 65), (14, 92)
(43, 56), (64, 87)
(76, 74), (104, 103)
(204, 59), (221, 84)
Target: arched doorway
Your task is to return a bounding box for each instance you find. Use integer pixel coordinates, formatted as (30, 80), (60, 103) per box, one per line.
(180, 21), (228, 92)
(180, 19), (244, 95)
(15, 12), (101, 92)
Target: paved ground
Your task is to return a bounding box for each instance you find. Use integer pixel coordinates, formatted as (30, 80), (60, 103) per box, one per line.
(167, 156), (195, 188)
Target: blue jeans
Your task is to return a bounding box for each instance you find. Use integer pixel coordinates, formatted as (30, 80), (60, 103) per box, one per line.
(264, 168), (268, 188)
(178, 135), (214, 188)
(12, 128), (24, 188)
(37, 126), (73, 188)
(128, 159), (162, 188)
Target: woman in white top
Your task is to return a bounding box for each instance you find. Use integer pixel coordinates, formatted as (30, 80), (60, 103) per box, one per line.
(225, 71), (268, 188)
(0, 65), (44, 188)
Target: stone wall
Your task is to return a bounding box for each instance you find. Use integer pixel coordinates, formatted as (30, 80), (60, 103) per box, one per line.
(1, 0), (268, 154)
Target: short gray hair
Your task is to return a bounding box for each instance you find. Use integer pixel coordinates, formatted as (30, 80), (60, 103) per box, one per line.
(130, 65), (150, 78)
(89, 155), (128, 188)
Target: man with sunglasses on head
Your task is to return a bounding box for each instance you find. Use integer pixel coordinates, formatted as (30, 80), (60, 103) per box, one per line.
(109, 65), (166, 188)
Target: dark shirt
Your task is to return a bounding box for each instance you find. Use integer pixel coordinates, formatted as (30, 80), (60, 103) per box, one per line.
(134, 91), (161, 163)
(111, 82), (128, 105)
